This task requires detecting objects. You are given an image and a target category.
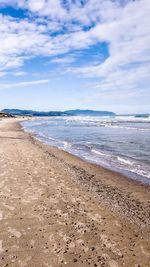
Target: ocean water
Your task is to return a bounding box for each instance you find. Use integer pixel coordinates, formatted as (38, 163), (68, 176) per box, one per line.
(22, 116), (150, 184)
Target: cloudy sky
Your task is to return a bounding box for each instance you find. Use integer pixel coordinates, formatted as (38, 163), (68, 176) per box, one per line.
(0, 0), (150, 114)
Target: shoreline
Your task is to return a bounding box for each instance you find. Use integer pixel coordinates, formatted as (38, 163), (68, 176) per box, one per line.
(33, 138), (150, 186)
(0, 117), (150, 267)
(21, 118), (150, 187)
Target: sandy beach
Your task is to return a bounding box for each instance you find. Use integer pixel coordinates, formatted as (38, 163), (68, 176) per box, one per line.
(0, 117), (150, 267)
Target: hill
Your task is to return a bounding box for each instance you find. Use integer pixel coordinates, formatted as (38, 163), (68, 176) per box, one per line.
(1, 109), (67, 117)
(65, 109), (115, 116)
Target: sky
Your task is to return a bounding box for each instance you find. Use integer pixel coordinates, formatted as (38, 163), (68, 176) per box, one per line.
(0, 0), (150, 114)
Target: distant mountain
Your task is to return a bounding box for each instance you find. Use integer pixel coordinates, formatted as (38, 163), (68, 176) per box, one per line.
(65, 109), (116, 116)
(2, 109), (116, 117)
(2, 109), (67, 117)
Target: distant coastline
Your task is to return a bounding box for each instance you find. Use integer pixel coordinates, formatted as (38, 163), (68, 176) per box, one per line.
(1, 108), (116, 117)
(1, 108), (150, 118)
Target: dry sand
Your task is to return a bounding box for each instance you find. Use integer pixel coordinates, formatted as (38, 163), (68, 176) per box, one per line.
(0, 117), (150, 267)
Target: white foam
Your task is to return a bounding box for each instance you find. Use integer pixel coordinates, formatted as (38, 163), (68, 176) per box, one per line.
(117, 156), (133, 166)
(92, 149), (107, 157)
(62, 141), (71, 149)
(133, 169), (150, 179)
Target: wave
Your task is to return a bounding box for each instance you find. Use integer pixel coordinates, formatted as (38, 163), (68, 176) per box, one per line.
(64, 115), (150, 123)
(91, 149), (111, 157)
(117, 156), (134, 166)
(22, 116), (150, 132)
(62, 116), (150, 131)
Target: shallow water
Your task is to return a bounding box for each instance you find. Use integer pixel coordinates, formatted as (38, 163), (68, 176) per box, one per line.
(22, 116), (150, 184)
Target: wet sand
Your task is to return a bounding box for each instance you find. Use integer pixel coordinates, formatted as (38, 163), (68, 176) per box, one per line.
(0, 117), (150, 267)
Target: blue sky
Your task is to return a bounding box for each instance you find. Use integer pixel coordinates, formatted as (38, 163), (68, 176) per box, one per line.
(0, 0), (150, 114)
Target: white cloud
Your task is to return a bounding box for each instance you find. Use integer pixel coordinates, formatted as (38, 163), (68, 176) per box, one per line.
(0, 0), (150, 100)
(65, 0), (150, 96)
(27, 0), (46, 12)
(13, 71), (27, 76)
(27, 0), (67, 19)
(0, 79), (50, 89)
(0, 0), (25, 8)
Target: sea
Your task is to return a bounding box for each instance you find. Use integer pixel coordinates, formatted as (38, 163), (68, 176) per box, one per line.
(22, 115), (150, 184)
